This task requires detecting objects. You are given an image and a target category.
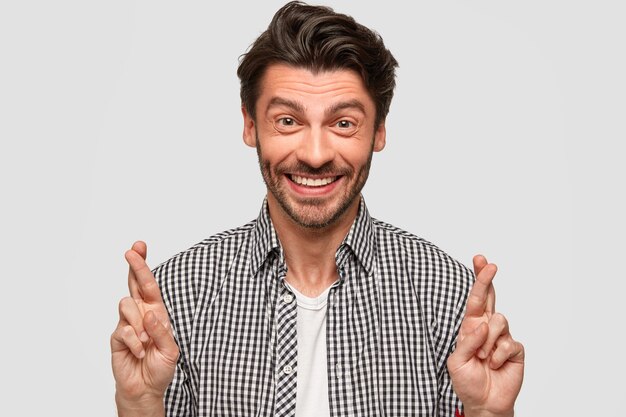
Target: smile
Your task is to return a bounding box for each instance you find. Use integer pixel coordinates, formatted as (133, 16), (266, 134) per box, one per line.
(289, 174), (338, 187)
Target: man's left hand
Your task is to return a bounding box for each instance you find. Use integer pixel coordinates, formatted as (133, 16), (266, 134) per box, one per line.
(447, 255), (525, 417)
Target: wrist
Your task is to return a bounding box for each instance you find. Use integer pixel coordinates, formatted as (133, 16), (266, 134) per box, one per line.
(464, 408), (514, 417)
(115, 392), (165, 417)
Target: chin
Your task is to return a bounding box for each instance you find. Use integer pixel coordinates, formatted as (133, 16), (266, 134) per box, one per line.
(281, 197), (357, 229)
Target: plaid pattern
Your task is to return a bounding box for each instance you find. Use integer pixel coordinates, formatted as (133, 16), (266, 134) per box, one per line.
(154, 197), (473, 417)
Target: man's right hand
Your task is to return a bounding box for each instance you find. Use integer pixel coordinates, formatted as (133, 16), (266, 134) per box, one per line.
(111, 241), (179, 416)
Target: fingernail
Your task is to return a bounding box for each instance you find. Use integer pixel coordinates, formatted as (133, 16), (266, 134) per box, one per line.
(140, 331), (149, 343)
(138, 350), (145, 359)
(478, 349), (487, 359)
(146, 310), (157, 326)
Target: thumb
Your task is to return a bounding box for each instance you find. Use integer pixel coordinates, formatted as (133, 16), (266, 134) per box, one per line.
(144, 310), (179, 364)
(448, 322), (489, 372)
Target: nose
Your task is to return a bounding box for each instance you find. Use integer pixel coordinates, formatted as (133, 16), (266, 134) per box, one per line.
(295, 126), (336, 169)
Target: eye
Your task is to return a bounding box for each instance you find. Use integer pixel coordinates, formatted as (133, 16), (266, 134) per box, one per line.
(332, 119), (358, 136)
(274, 117), (301, 133)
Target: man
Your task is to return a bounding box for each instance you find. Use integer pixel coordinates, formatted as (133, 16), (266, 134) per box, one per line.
(111, 2), (524, 417)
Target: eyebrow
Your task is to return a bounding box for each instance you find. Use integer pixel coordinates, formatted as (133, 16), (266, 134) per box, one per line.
(266, 97), (367, 117)
(326, 99), (366, 117)
(267, 97), (305, 113)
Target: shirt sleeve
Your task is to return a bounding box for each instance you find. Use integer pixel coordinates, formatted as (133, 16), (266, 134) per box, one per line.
(437, 340), (464, 417)
(436, 259), (473, 417)
(164, 354), (196, 417)
(152, 261), (198, 417)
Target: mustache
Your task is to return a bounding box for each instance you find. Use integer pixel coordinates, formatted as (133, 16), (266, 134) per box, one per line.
(275, 161), (353, 177)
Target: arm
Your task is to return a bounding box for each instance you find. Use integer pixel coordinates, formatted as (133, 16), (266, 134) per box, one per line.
(111, 241), (180, 417)
(447, 255), (525, 417)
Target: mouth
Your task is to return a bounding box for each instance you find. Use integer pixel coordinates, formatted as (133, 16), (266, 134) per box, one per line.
(288, 174), (340, 188)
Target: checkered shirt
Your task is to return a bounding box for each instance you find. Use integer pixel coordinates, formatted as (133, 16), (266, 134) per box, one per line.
(154, 197), (473, 417)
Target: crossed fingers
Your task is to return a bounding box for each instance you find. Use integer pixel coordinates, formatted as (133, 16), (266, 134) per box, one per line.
(111, 241), (173, 359)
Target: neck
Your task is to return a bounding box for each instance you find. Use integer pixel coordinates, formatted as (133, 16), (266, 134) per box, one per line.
(267, 195), (360, 297)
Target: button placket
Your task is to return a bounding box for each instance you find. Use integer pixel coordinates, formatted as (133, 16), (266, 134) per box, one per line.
(274, 267), (298, 415)
(282, 292), (294, 304)
(335, 363), (342, 379)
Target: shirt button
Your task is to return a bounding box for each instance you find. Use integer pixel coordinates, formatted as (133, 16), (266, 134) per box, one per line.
(282, 293), (294, 304)
(283, 365), (293, 375)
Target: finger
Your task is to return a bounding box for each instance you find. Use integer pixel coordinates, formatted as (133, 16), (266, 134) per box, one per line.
(465, 262), (498, 317)
(125, 248), (163, 304)
(487, 281), (496, 315)
(144, 310), (179, 363)
(127, 241), (147, 299)
(447, 322), (488, 372)
(111, 324), (146, 359)
(132, 241), (147, 259)
(477, 313), (509, 359)
(118, 297), (149, 343)
(472, 254), (496, 314)
(490, 337), (525, 369)
(473, 254), (488, 276)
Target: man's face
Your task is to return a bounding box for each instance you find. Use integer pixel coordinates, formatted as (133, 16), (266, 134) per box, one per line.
(242, 64), (386, 229)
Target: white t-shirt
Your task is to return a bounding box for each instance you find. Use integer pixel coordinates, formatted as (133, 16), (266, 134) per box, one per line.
(284, 282), (335, 417)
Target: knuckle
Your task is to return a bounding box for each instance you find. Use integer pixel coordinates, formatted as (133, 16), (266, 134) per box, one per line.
(143, 279), (158, 293)
(110, 331), (118, 346)
(121, 325), (135, 339)
(118, 296), (132, 312)
(491, 313), (508, 329)
(498, 339), (514, 352)
(492, 312), (504, 322)
(132, 338), (144, 351)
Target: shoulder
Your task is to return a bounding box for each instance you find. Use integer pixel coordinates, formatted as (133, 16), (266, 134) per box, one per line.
(372, 218), (466, 265)
(371, 217), (474, 297)
(152, 220), (257, 296)
(370, 218), (473, 349)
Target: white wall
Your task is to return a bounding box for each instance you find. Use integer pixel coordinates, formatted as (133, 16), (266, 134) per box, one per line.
(1, 1), (623, 415)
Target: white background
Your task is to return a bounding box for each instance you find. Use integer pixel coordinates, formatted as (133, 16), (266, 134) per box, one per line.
(1, 1), (624, 415)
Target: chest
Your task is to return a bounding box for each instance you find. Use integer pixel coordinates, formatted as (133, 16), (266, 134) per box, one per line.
(185, 258), (439, 417)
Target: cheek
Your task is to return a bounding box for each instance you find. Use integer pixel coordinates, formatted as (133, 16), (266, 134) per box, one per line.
(337, 141), (373, 166)
(258, 139), (294, 168)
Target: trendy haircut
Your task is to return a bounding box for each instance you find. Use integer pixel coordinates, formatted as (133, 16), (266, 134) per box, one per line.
(237, 1), (399, 127)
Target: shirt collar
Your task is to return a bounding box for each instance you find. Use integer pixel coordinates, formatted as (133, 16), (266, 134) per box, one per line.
(250, 198), (283, 277)
(249, 196), (376, 277)
(335, 196), (375, 276)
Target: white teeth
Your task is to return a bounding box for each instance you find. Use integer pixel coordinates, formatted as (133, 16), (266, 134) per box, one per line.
(291, 175), (337, 187)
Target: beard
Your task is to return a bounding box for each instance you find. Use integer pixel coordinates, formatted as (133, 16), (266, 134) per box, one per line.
(256, 135), (374, 229)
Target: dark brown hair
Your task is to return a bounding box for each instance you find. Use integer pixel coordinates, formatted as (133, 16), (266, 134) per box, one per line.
(237, 1), (398, 127)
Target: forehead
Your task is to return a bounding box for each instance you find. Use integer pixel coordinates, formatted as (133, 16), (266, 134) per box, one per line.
(257, 64), (374, 110)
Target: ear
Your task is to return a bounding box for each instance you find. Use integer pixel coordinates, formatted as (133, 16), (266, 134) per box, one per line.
(241, 106), (256, 148)
(373, 120), (386, 152)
